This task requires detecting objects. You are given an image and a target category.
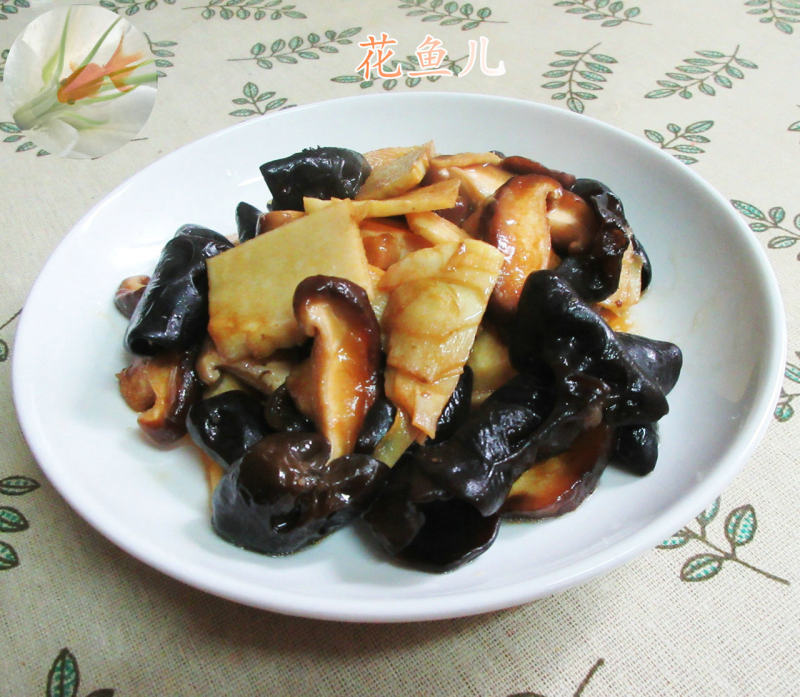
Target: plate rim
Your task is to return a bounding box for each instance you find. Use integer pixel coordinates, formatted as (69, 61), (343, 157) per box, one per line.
(11, 91), (787, 622)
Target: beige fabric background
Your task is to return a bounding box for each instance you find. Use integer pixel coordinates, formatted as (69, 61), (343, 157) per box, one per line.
(1, 0), (798, 693)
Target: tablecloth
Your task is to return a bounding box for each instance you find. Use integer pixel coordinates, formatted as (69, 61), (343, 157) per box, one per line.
(1, 0), (798, 693)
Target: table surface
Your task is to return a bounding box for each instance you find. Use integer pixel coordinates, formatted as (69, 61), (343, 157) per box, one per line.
(2, 0), (798, 694)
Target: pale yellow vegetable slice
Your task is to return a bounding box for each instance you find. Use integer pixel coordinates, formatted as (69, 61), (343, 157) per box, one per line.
(450, 164), (512, 205)
(380, 239), (504, 438)
(303, 179), (459, 220)
(405, 211), (468, 244)
(372, 408), (422, 466)
(207, 203), (372, 360)
(364, 146), (419, 170)
(430, 152), (502, 168)
(356, 143), (431, 200)
(467, 325), (517, 407)
(597, 241), (643, 316)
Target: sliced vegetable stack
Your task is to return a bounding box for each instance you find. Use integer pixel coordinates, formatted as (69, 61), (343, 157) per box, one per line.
(114, 142), (682, 571)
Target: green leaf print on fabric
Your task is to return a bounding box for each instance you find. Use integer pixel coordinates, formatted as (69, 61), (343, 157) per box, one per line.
(0, 122), (49, 156)
(775, 351), (800, 422)
(46, 648), (115, 697)
(0, 470), (38, 571)
(553, 0), (648, 27)
(658, 497), (790, 585)
(397, 1), (505, 30)
(332, 53), (468, 90)
(731, 199), (800, 256)
(645, 47), (757, 99)
(0, 0), (31, 21)
(229, 27), (361, 69)
(643, 119), (713, 164)
(229, 83), (295, 117)
(143, 33), (177, 78)
(186, 0), (306, 21)
(0, 48), (8, 81)
(744, 0), (800, 34)
(98, 0), (175, 16)
(541, 44), (617, 113)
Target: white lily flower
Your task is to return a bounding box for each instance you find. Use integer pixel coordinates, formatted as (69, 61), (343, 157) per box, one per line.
(4, 5), (157, 158)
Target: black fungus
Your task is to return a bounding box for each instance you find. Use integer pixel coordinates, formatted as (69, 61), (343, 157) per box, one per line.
(186, 390), (272, 469)
(558, 178), (647, 302)
(355, 395), (397, 455)
(236, 201), (263, 243)
(609, 423), (659, 475)
(615, 332), (683, 395)
(124, 225), (233, 356)
(511, 270), (669, 427)
(264, 383), (315, 433)
(431, 366), (473, 444)
(212, 433), (388, 554)
(260, 147), (371, 211)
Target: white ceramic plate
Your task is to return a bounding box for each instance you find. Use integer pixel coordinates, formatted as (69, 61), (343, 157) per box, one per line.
(13, 93), (785, 622)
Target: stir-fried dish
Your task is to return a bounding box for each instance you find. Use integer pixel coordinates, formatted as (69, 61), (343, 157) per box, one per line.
(114, 143), (682, 571)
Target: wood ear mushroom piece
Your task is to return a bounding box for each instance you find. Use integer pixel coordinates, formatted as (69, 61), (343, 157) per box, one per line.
(292, 276), (382, 460)
(480, 174), (563, 317)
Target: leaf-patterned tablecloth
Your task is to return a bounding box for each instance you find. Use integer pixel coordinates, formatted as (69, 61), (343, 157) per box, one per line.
(1, 1), (798, 694)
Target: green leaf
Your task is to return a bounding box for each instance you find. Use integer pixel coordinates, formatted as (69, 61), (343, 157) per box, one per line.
(550, 59), (577, 67)
(674, 144), (703, 154)
(250, 42), (266, 56)
(332, 74), (362, 83)
(263, 97), (288, 110)
(624, 6), (640, 17)
(201, 7), (214, 18)
(0, 506), (28, 532)
(674, 154), (698, 165)
(686, 119), (713, 133)
(590, 53), (616, 63)
(645, 88), (676, 99)
(784, 363), (800, 382)
(768, 236), (798, 249)
(579, 70), (606, 81)
(726, 65), (744, 79)
(406, 76), (421, 87)
(298, 50), (318, 59)
(229, 108), (255, 117)
(794, 213), (800, 230)
(714, 74), (732, 88)
(47, 649), (79, 697)
(769, 206), (786, 224)
(256, 91), (275, 101)
(731, 200), (767, 220)
(776, 19), (794, 32)
(585, 61), (612, 73)
(256, 58), (273, 68)
(696, 498), (720, 525)
(0, 476), (39, 496)
(154, 59), (172, 67)
(555, 49), (581, 56)
(775, 402), (794, 421)
(308, 32), (319, 43)
(657, 531), (690, 549)
(232, 97), (249, 104)
(283, 10), (306, 18)
(461, 19), (480, 28)
(543, 69), (569, 77)
(681, 554), (724, 582)
(657, 80), (680, 89)
(152, 49), (175, 57)
(734, 57), (758, 69)
(288, 35), (302, 50)
(696, 49), (725, 58)
(749, 222), (769, 232)
(644, 129), (664, 143)
(276, 54), (298, 63)
(679, 64), (709, 74)
(461, 2), (474, 16)
(551, 92), (567, 100)
(542, 81), (566, 88)
(382, 78), (398, 90)
(4, 134), (23, 143)
(476, 6), (491, 18)
(444, 1), (458, 13)
(685, 57), (715, 66)
(725, 505), (756, 546)
(0, 540), (18, 569)
(16, 141), (35, 152)
(667, 122), (681, 133)
(698, 82), (715, 96)
(440, 16), (463, 24)
(567, 97), (584, 113)
(683, 134), (710, 143)
(243, 81), (258, 98)
(789, 120), (800, 132)
(318, 45), (337, 53)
